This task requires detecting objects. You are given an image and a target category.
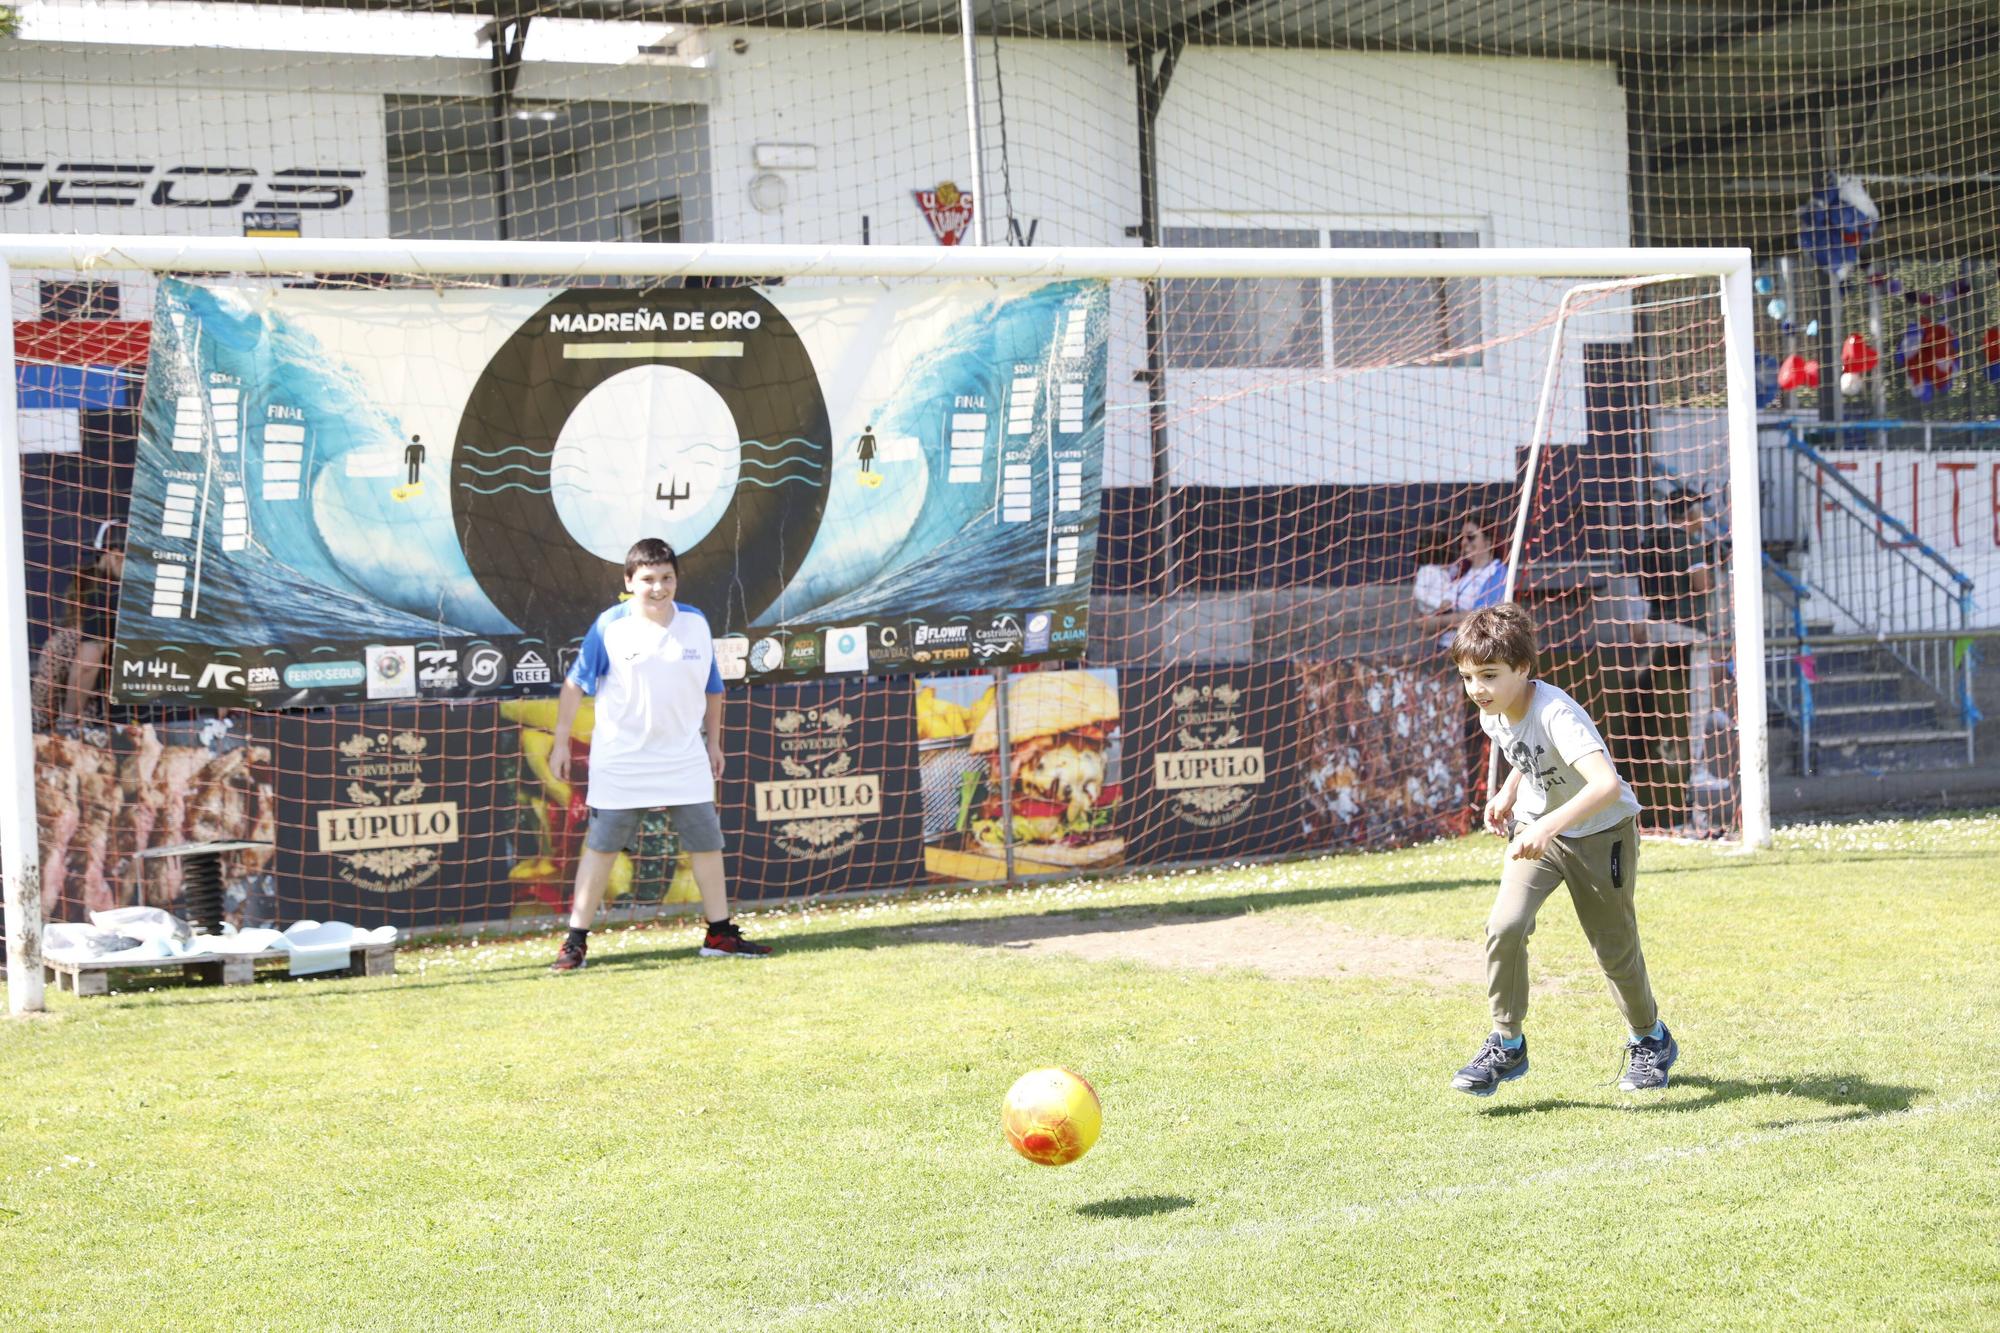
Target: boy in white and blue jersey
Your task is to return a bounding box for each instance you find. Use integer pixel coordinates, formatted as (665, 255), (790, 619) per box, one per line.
(1447, 602), (1675, 1096)
(548, 538), (768, 970)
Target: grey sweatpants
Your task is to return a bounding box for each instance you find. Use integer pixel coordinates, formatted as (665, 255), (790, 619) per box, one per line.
(1486, 817), (1657, 1039)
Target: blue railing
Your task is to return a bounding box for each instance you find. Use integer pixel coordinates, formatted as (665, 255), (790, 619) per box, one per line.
(1762, 553), (1816, 771)
(1762, 420), (1979, 763)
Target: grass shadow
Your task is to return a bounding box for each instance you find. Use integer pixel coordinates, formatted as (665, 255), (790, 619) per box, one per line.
(1076, 1193), (1195, 1219)
(1480, 1071), (1927, 1125)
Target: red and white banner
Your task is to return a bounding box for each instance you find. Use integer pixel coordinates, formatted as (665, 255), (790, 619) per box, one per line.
(1807, 449), (1999, 628)
(1811, 451), (2000, 551)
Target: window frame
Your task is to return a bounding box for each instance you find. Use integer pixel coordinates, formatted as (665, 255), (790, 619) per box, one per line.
(1160, 213), (1488, 372)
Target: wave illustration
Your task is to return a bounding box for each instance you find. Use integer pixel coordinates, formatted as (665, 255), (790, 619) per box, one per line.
(459, 444), (554, 460)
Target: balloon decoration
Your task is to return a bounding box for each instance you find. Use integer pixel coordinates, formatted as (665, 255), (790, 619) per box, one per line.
(1776, 354), (1821, 392)
(1896, 317), (1958, 403)
(1985, 327), (2000, 384)
(1837, 334), (1879, 397)
(1797, 176), (1880, 277)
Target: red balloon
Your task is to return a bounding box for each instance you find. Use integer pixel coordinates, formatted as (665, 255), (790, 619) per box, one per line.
(1905, 319), (1957, 392)
(1776, 353), (1820, 391)
(1839, 333), (1879, 376)
(1983, 326), (2000, 367)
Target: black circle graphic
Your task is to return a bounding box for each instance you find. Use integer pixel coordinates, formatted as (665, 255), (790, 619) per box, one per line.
(452, 288), (831, 635)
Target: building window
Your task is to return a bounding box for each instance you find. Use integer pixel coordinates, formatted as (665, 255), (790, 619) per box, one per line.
(1162, 225), (1482, 370)
(1161, 227), (1322, 369)
(1325, 230), (1483, 368)
(40, 281), (121, 321)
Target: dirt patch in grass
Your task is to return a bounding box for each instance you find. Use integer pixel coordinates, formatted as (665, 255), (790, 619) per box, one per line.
(899, 911), (1489, 987)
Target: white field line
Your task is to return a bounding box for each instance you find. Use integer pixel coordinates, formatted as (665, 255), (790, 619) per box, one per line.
(766, 1089), (2000, 1325)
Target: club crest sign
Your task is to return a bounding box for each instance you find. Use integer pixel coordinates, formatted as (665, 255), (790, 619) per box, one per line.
(914, 180), (976, 246)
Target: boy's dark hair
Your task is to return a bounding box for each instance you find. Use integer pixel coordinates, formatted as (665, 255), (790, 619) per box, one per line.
(1450, 602), (1538, 674)
(624, 537), (680, 579)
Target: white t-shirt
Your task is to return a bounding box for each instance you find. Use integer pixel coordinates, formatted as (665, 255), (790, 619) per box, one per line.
(1480, 681), (1641, 836)
(566, 601), (723, 810)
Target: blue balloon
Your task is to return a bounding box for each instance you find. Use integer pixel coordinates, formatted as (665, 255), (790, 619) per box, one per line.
(1798, 180), (1878, 276)
(1754, 353), (1782, 408)
(1766, 298), (1788, 320)
(1805, 320), (1820, 337)
(1754, 275), (1775, 295)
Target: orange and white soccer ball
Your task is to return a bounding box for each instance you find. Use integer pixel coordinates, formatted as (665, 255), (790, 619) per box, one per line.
(1001, 1067), (1102, 1166)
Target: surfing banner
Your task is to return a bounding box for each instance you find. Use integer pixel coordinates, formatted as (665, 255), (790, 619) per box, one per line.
(111, 276), (1108, 707)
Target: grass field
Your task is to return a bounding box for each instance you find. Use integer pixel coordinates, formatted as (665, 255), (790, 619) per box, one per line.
(5, 813), (1999, 1329)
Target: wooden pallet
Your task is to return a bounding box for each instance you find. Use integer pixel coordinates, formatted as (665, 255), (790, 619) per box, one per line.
(44, 942), (396, 996)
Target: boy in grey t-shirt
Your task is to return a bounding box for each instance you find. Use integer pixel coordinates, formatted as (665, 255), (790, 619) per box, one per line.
(1446, 603), (1677, 1096)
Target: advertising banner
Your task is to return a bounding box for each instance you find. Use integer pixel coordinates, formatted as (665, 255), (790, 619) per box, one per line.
(724, 678), (925, 901)
(112, 277), (1110, 706)
(1292, 661), (1474, 850)
(257, 703), (508, 928)
(1119, 665), (1307, 866)
(915, 667), (1124, 883)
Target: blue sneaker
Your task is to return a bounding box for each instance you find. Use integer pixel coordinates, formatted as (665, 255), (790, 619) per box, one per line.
(1619, 1024), (1678, 1092)
(1452, 1033), (1529, 1097)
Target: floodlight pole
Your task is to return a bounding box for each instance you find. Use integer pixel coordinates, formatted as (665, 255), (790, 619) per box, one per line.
(0, 257), (47, 1013)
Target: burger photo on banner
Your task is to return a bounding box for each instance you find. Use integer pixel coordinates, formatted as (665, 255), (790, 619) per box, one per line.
(916, 668), (1123, 882)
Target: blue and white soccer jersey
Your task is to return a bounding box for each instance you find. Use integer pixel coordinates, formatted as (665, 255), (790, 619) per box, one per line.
(565, 601), (724, 809)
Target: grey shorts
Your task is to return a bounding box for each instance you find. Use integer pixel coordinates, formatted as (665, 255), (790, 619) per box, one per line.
(585, 802), (725, 855)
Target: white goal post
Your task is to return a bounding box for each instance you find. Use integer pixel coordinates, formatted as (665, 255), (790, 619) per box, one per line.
(0, 236), (1768, 1016)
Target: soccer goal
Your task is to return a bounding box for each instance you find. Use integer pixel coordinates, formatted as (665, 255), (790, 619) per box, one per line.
(2, 236), (1765, 1014)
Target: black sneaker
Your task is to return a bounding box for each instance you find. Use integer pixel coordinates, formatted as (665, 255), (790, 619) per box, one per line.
(699, 920), (772, 958)
(549, 937), (588, 973)
(1452, 1032), (1529, 1097)
(1619, 1024), (1678, 1092)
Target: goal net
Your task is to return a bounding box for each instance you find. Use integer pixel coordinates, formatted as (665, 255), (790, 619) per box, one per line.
(6, 241), (1761, 959)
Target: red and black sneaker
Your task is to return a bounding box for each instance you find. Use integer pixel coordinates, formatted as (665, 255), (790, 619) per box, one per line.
(699, 920), (772, 958)
(549, 937), (588, 973)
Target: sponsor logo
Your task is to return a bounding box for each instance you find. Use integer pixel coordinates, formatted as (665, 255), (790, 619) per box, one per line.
(316, 730), (455, 893)
(366, 644), (416, 700)
(1157, 681), (1264, 829)
(195, 661), (243, 691)
(557, 647), (579, 680)
(0, 163), (365, 211)
(513, 649), (552, 686)
(754, 776), (882, 821)
(283, 660), (366, 689)
(1025, 612), (1053, 653)
(464, 645), (504, 688)
(1154, 748), (1268, 790)
(748, 636), (786, 674)
(244, 665), (281, 693)
(913, 623), (969, 648)
(824, 625), (869, 673)
(117, 655), (192, 695)
(316, 802), (461, 853)
(1052, 611), (1089, 646)
(714, 635), (750, 681)
(417, 647), (459, 690)
(757, 704), (873, 860)
(870, 624), (911, 669)
(784, 635), (821, 670)
(912, 645), (971, 665)
(973, 613), (1025, 661)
